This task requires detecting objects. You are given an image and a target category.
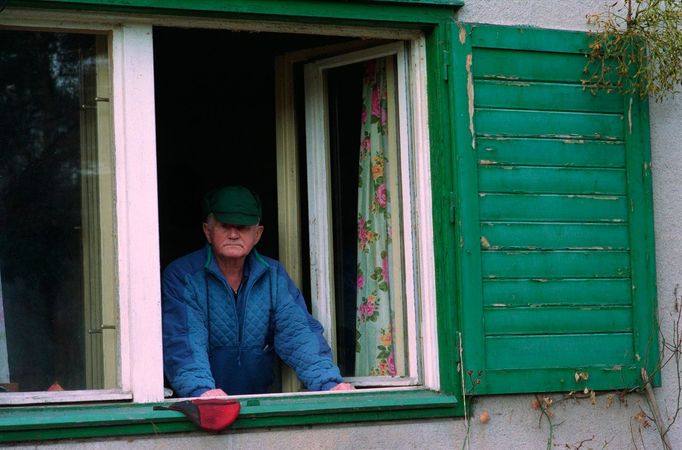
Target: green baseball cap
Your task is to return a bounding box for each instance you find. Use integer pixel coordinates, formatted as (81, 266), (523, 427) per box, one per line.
(202, 186), (262, 225)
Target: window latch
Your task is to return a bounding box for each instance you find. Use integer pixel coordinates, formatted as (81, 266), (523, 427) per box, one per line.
(88, 324), (116, 334)
(81, 97), (110, 110)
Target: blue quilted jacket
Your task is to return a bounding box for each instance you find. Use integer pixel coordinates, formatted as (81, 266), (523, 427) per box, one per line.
(162, 246), (342, 397)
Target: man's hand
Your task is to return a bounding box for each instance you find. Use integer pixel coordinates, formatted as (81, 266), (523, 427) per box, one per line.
(200, 388), (229, 397)
(330, 382), (354, 391)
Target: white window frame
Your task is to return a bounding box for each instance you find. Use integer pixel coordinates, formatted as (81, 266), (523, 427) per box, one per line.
(0, 7), (439, 404)
(0, 13), (163, 405)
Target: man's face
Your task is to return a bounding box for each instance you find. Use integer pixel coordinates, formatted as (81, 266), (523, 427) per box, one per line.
(203, 216), (263, 262)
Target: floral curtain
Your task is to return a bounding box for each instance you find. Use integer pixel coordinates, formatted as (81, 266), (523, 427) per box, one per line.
(355, 58), (396, 377)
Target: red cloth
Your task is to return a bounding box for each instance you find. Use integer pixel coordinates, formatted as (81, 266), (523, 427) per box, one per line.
(155, 399), (241, 432)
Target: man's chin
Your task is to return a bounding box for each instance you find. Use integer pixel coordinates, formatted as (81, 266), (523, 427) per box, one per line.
(216, 249), (248, 259)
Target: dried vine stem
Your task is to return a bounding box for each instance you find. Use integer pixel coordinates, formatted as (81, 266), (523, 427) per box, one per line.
(642, 368), (673, 449)
(653, 285), (682, 445)
(634, 285), (682, 449)
(533, 394), (561, 450)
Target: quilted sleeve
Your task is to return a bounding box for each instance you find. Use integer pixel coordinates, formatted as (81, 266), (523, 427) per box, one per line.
(162, 265), (216, 397)
(272, 265), (343, 391)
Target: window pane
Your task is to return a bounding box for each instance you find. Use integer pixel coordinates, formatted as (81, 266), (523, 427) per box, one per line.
(327, 56), (408, 378)
(0, 30), (116, 393)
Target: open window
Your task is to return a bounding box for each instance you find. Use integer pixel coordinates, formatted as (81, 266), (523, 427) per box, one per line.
(0, 8), (438, 410)
(154, 29), (437, 393)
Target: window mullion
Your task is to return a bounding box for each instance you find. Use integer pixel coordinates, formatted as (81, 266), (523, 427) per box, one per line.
(112, 23), (164, 402)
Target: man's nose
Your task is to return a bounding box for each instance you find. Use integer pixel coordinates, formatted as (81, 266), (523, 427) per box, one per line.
(226, 226), (240, 237)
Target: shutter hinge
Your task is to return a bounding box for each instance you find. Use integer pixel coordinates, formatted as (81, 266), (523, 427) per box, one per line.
(442, 49), (449, 82)
(449, 192), (456, 223)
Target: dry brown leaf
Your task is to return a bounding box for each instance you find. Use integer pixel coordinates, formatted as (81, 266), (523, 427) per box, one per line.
(575, 371), (589, 382)
(633, 410), (651, 428)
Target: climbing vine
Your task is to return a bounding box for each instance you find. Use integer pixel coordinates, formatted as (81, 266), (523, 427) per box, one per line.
(584, 0), (682, 101)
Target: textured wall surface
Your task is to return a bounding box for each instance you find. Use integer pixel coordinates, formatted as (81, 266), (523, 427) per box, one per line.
(16, 2), (682, 449)
(458, 0), (605, 31)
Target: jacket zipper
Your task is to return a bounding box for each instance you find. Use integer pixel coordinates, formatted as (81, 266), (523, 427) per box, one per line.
(236, 269), (262, 366)
(208, 257), (268, 366)
(230, 286), (242, 366)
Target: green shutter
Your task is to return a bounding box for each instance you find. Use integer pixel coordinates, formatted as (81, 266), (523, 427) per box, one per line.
(451, 24), (658, 395)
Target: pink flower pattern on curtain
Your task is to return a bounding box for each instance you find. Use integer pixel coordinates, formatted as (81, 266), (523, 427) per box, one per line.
(355, 58), (396, 377)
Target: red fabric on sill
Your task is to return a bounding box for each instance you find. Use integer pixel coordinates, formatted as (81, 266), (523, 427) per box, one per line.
(154, 398), (241, 432)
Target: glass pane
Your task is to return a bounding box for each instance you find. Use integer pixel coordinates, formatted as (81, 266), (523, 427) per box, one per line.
(327, 56), (408, 378)
(0, 30), (116, 393)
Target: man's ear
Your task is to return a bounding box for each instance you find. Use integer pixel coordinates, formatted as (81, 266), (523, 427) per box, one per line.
(202, 222), (211, 243)
(254, 225), (264, 244)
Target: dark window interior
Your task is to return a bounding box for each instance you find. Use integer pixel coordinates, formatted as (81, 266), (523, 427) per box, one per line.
(154, 28), (387, 386)
(153, 27), (349, 271)
(0, 30), (95, 392)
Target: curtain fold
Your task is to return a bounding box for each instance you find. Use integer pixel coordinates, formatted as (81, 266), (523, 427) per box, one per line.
(0, 271), (9, 384)
(355, 59), (396, 377)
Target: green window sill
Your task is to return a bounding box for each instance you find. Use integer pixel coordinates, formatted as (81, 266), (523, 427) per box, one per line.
(357, 0), (463, 5)
(0, 389), (458, 443)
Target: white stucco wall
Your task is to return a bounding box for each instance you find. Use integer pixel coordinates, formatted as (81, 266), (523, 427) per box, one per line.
(458, 0), (607, 31)
(14, 2), (682, 449)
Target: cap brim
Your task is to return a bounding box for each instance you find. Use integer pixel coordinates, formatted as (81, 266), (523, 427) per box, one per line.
(213, 212), (260, 226)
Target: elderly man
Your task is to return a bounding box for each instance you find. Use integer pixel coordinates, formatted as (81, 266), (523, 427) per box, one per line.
(162, 186), (352, 397)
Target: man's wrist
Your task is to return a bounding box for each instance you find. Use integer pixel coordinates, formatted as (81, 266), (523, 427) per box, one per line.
(190, 387), (211, 397)
(320, 381), (341, 391)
